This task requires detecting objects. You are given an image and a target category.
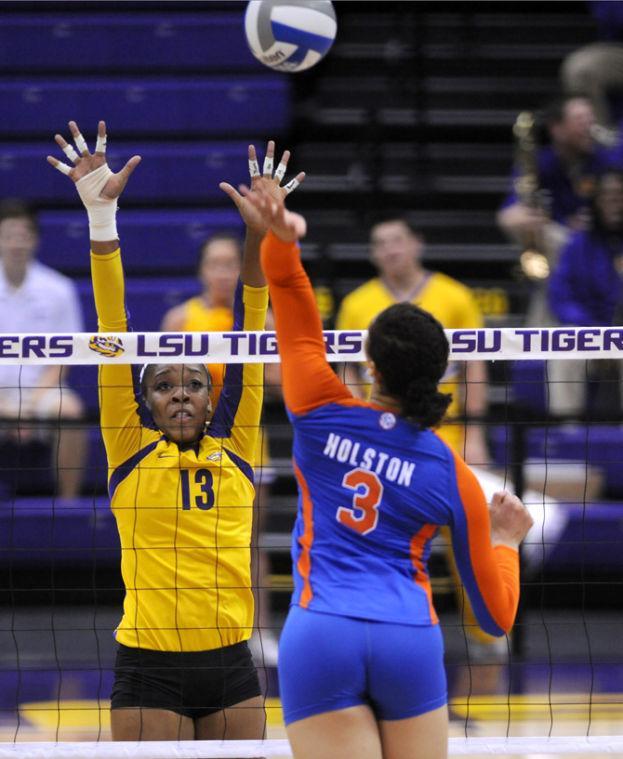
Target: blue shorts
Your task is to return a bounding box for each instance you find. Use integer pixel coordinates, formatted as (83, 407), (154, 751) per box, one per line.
(278, 606), (447, 725)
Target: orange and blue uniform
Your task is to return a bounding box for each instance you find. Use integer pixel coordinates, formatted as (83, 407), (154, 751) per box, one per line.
(261, 231), (520, 724)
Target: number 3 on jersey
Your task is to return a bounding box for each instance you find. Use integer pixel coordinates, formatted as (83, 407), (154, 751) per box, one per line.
(336, 468), (383, 535)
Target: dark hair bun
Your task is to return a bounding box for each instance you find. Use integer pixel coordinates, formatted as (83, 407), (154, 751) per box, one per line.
(367, 303), (452, 428)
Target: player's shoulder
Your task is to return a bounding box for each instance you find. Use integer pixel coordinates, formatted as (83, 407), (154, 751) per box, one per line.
(428, 271), (475, 301)
(164, 298), (194, 324)
(342, 278), (384, 304)
(338, 278), (384, 319)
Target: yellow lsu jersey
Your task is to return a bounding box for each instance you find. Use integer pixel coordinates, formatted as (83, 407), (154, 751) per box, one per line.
(92, 249), (267, 652)
(336, 273), (484, 452)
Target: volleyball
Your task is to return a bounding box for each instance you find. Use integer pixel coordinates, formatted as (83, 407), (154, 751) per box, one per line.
(244, 0), (337, 73)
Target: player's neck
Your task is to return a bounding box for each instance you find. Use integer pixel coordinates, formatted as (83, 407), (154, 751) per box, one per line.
(2, 259), (28, 288)
(381, 267), (428, 302)
(201, 291), (230, 310)
(369, 383), (402, 414)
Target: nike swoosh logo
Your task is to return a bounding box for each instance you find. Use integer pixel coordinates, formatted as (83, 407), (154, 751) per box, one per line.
(158, 453), (178, 459)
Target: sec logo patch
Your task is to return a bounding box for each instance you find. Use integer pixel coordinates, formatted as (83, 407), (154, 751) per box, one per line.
(379, 412), (396, 430)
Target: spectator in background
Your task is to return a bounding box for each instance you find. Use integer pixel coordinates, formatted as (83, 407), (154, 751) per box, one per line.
(0, 200), (86, 499)
(162, 230), (283, 667)
(549, 171), (623, 414)
(497, 95), (607, 274)
(336, 216), (489, 466)
(561, 1), (623, 141)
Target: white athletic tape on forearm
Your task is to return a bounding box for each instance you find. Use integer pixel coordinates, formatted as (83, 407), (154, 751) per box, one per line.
(53, 161), (72, 176)
(62, 144), (80, 163)
(76, 164), (118, 241)
(274, 162), (287, 182)
(95, 134), (107, 154)
(1, 327), (623, 366)
(284, 177), (300, 195)
(248, 159), (260, 178)
(262, 156), (274, 176)
(74, 132), (88, 155)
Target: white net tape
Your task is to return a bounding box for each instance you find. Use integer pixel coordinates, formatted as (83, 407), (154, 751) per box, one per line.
(1, 737), (623, 757)
(1, 326), (622, 366)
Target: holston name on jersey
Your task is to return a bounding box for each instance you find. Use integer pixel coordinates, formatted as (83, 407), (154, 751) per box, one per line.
(323, 432), (415, 487)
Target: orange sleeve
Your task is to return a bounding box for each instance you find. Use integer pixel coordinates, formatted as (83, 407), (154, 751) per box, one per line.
(260, 230), (351, 415)
(448, 447), (520, 636)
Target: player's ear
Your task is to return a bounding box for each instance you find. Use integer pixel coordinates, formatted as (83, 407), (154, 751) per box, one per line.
(367, 359), (381, 382)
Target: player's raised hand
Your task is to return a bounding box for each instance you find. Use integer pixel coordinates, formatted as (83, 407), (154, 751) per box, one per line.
(47, 120), (141, 201)
(47, 120), (141, 243)
(219, 141), (305, 235)
(240, 181), (307, 243)
(489, 491), (534, 548)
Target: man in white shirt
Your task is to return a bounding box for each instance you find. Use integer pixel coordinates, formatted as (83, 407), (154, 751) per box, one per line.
(0, 201), (85, 499)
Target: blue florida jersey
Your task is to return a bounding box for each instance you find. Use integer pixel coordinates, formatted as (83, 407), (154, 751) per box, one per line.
(262, 231), (521, 638)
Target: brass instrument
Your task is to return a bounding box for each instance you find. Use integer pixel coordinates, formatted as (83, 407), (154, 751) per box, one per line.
(512, 111), (550, 280)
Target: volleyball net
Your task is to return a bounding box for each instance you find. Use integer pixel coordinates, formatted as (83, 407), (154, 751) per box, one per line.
(0, 326), (622, 756)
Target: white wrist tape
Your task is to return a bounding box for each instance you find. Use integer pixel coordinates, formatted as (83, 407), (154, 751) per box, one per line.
(76, 164), (118, 241)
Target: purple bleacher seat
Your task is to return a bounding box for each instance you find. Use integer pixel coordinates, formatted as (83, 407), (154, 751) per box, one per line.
(0, 77), (290, 137)
(490, 424), (623, 495)
(37, 209), (244, 275)
(0, 13), (259, 72)
(0, 142), (272, 203)
(76, 276), (199, 332)
(0, 496), (118, 565)
(545, 502), (623, 570)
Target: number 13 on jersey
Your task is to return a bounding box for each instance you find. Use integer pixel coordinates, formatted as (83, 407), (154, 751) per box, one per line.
(336, 468), (383, 535)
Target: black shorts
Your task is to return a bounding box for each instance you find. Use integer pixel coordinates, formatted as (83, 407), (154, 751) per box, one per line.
(111, 641), (261, 719)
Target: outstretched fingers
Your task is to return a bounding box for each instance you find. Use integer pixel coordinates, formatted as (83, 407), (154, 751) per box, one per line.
(262, 140), (275, 178)
(284, 171), (306, 196)
(68, 120), (89, 156)
(274, 149), (290, 183)
(248, 144), (260, 181)
(54, 133), (80, 164)
(120, 155), (142, 179)
(95, 120), (107, 156)
(219, 181), (243, 208)
(47, 155), (72, 176)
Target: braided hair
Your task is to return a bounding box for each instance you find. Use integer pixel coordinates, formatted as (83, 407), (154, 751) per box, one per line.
(367, 303), (452, 428)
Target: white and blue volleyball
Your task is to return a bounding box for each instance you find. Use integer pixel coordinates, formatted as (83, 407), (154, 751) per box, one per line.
(245, 0), (337, 73)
